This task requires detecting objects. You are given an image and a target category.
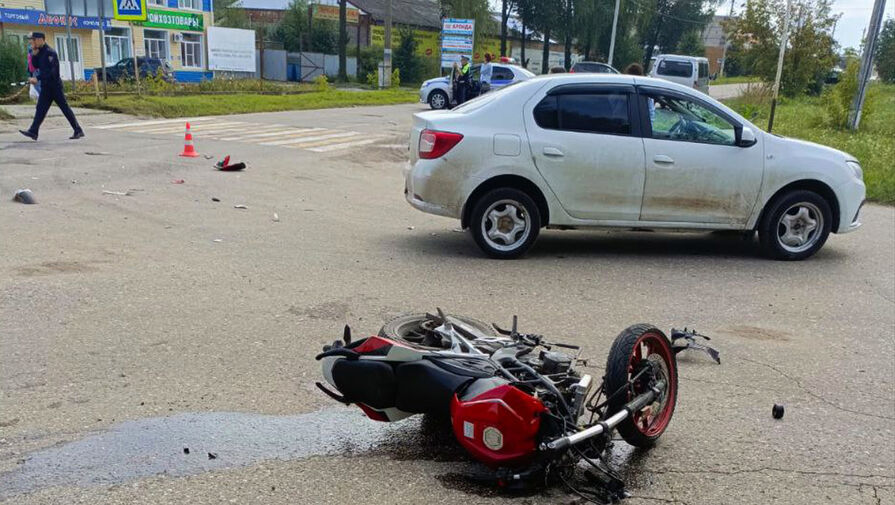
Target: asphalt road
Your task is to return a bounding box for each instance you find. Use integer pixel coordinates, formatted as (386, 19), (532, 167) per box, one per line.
(1, 104), (893, 505)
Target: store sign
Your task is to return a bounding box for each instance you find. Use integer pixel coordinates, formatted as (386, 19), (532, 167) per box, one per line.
(0, 7), (111, 29)
(207, 26), (256, 73)
(441, 18), (474, 68)
(114, 0), (147, 21)
(312, 4), (358, 23)
(135, 8), (203, 31)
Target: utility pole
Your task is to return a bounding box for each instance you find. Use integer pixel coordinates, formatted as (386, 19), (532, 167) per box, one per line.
(719, 0), (735, 78)
(608, 0), (620, 67)
(848, 0), (885, 130)
(383, 0), (392, 88)
(97, 0), (108, 98)
(767, 0), (791, 133)
(64, 0), (77, 93)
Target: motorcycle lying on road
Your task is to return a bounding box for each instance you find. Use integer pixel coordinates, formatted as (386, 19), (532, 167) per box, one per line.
(316, 310), (718, 501)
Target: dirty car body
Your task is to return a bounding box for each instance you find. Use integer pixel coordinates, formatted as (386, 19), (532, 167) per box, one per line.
(405, 74), (865, 260)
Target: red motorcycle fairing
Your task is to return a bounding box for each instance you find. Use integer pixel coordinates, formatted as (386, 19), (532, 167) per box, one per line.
(451, 384), (547, 468)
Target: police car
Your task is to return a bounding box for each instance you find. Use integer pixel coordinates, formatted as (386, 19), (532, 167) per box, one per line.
(419, 62), (535, 109)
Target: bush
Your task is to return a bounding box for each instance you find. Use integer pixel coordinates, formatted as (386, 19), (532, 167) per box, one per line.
(312, 74), (329, 92)
(393, 27), (422, 84)
(354, 46), (381, 79)
(824, 59), (875, 129)
(0, 38), (28, 96)
(390, 68), (400, 88)
(366, 71), (378, 88)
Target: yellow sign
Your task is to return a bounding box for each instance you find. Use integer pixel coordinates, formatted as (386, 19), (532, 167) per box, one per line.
(371, 25), (440, 58)
(312, 4), (359, 24)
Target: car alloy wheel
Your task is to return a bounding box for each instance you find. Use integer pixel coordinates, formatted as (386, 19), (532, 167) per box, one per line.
(481, 199), (532, 252)
(776, 202), (824, 253)
(429, 91), (447, 110)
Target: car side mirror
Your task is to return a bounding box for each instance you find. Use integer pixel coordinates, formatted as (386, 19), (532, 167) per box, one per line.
(737, 126), (757, 147)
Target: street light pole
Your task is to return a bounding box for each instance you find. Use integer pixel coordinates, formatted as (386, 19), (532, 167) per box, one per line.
(608, 0), (620, 67)
(719, 0), (735, 78)
(848, 0), (885, 130)
(383, 0), (392, 88)
(98, 0), (108, 98)
(767, 0), (791, 133)
(64, 0), (77, 93)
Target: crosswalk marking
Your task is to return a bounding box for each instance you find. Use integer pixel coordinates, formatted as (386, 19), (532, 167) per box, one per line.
(218, 128), (325, 141)
(96, 118), (391, 153)
(307, 137), (388, 152)
(260, 132), (359, 147)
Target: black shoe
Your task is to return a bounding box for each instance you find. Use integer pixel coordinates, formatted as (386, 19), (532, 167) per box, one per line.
(70, 130), (85, 140)
(19, 130), (37, 141)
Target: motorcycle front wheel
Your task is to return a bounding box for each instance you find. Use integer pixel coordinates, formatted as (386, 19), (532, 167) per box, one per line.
(604, 324), (678, 448)
(379, 313), (498, 349)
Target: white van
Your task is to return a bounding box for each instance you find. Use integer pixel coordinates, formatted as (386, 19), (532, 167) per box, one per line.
(649, 54), (710, 94)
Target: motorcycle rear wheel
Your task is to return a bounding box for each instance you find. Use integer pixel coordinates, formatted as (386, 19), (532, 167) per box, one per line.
(379, 313), (497, 348)
(604, 324), (678, 448)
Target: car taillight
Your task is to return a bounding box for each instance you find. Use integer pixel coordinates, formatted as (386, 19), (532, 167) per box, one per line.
(419, 129), (463, 159)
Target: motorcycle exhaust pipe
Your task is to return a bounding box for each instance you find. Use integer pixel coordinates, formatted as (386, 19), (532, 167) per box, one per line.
(542, 380), (666, 451)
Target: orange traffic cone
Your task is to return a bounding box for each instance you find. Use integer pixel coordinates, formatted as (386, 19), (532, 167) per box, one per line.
(179, 122), (199, 158)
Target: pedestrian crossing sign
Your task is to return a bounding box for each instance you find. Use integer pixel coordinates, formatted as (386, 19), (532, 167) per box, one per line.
(113, 0), (147, 21)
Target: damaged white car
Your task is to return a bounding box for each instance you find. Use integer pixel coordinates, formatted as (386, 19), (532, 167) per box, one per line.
(405, 74), (865, 260)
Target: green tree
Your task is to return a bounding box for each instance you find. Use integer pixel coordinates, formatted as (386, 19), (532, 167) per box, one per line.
(639, 0), (716, 67)
(876, 18), (895, 83)
(677, 30), (705, 56)
(0, 38), (27, 95)
(726, 0), (836, 96)
(310, 19), (339, 54)
(394, 27), (423, 84)
(276, 0), (309, 52)
(213, 0), (249, 28)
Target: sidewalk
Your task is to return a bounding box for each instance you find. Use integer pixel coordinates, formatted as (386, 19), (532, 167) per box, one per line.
(0, 104), (112, 120)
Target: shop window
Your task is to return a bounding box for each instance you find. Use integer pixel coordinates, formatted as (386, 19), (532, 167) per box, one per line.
(178, 0), (201, 10)
(144, 30), (169, 61)
(104, 28), (131, 65)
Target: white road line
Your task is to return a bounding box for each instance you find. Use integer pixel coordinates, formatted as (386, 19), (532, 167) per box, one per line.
(94, 117), (215, 129)
(307, 137), (389, 152)
(201, 125), (291, 138)
(137, 121), (246, 134)
(219, 128), (326, 141)
(261, 132), (357, 147)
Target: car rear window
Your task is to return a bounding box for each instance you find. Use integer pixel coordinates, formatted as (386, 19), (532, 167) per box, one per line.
(657, 60), (693, 78)
(534, 92), (631, 135)
(491, 66), (515, 81)
(698, 61), (709, 78)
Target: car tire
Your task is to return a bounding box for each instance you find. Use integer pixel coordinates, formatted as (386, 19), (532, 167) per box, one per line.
(428, 90), (449, 110)
(758, 190), (832, 260)
(469, 188), (540, 259)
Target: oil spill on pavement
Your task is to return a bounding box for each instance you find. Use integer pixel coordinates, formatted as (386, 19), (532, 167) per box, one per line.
(0, 407), (437, 499)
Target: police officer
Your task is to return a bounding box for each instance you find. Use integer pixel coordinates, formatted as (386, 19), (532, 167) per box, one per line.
(456, 55), (472, 105)
(19, 32), (84, 141)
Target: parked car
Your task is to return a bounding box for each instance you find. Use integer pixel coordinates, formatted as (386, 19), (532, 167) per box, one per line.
(419, 63), (534, 109)
(405, 74), (865, 260)
(93, 57), (173, 83)
(569, 61), (619, 74)
(648, 54), (710, 94)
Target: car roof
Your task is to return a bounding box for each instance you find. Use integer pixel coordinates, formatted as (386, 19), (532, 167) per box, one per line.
(528, 73), (704, 94)
(655, 54), (708, 62)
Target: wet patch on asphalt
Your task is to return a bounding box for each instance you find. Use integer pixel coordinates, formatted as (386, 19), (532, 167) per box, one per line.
(0, 408), (430, 499)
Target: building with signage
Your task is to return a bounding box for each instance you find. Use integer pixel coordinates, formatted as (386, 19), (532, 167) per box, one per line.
(0, 0), (214, 82)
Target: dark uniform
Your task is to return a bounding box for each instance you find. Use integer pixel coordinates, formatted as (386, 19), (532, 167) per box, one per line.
(24, 42), (83, 139)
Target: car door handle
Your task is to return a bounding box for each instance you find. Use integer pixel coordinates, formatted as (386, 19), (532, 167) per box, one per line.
(543, 147), (565, 157)
(653, 155), (674, 165)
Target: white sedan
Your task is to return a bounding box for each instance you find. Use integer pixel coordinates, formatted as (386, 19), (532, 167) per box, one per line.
(405, 74), (865, 260)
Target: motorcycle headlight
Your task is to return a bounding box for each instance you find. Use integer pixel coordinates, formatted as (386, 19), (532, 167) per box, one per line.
(846, 160), (863, 180)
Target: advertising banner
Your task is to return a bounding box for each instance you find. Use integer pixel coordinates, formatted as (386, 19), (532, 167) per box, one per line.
(0, 7), (111, 29)
(312, 4), (358, 23)
(370, 26), (439, 57)
(207, 26), (256, 72)
(441, 18), (474, 68)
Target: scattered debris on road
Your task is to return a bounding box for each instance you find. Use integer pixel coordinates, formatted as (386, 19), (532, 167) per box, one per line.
(183, 448), (190, 455)
(102, 189), (140, 197)
(13, 189), (36, 204)
(407, 226), (414, 230)
(211, 197), (220, 202)
(216, 155), (247, 172)
(273, 213), (279, 222)
(213, 239), (223, 243)
(85, 151), (110, 156)
(773, 404), (785, 419)
(207, 452), (217, 460)
(171, 179), (185, 184)
(234, 204), (248, 209)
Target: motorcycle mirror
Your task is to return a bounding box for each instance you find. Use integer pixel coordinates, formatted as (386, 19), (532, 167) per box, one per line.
(343, 325), (352, 345)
